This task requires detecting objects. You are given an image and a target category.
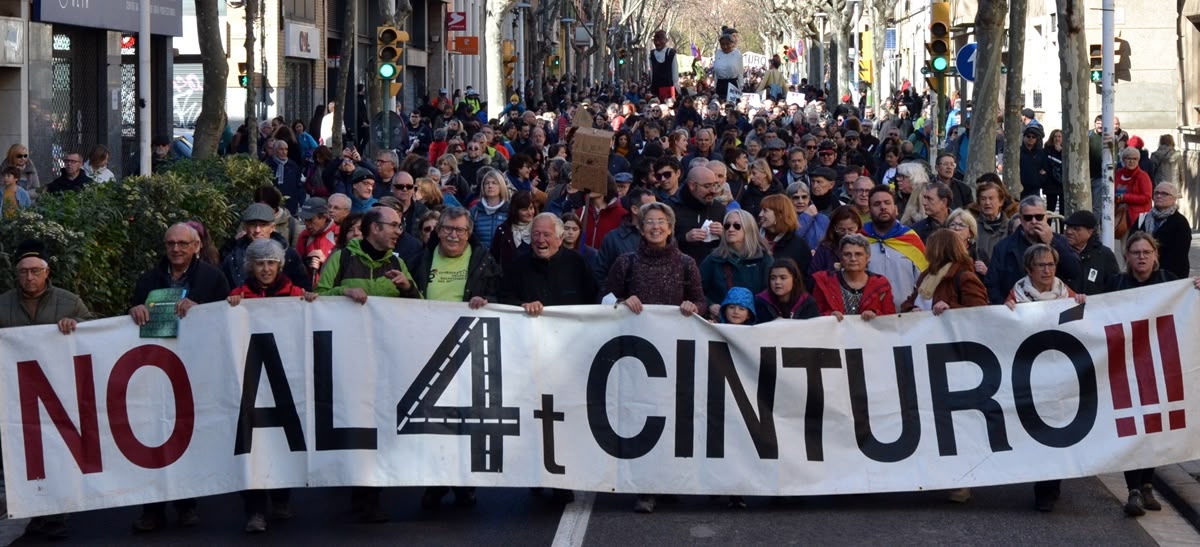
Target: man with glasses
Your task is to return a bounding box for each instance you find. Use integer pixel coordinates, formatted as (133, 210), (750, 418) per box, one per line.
(130, 223), (230, 533)
(0, 240), (89, 539)
(1019, 125), (1047, 199)
(296, 197), (339, 284)
(263, 140), (306, 213)
(387, 168), (428, 234)
(328, 193), (352, 224)
(46, 151), (92, 193)
(984, 195), (1081, 304)
(933, 153), (973, 209)
(316, 206), (419, 523)
(848, 175), (875, 224)
(778, 146), (811, 188)
(221, 203), (312, 291)
(652, 156), (682, 201)
(670, 165), (726, 263)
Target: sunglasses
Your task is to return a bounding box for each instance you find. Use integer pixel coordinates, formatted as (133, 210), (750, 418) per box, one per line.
(726, 222), (743, 231)
(818, 151), (835, 156)
(655, 171), (673, 179)
(1022, 213), (1046, 222)
(16, 154), (28, 159)
(393, 184), (415, 191)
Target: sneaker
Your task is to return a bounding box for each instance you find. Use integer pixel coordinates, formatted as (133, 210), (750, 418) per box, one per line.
(270, 501), (293, 521)
(633, 495), (656, 514)
(947, 488), (972, 503)
(728, 496), (747, 509)
(1141, 485), (1163, 511)
(178, 507), (200, 527)
(1124, 489), (1146, 517)
(244, 513), (267, 534)
(131, 512), (165, 533)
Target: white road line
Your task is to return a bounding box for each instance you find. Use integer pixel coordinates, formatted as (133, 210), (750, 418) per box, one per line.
(1096, 472), (1200, 544)
(551, 491), (595, 547)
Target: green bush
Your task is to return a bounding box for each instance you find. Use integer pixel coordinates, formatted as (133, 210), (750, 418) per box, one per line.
(0, 155), (272, 316)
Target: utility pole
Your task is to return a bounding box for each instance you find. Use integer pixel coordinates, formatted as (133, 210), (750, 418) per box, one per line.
(138, 0), (151, 175)
(1099, 0), (1115, 248)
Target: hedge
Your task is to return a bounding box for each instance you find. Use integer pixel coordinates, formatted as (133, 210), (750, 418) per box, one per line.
(0, 155), (272, 317)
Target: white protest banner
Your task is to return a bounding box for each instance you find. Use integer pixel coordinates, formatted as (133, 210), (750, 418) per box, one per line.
(747, 93), (763, 108)
(786, 91), (805, 106)
(3, 280), (1199, 517)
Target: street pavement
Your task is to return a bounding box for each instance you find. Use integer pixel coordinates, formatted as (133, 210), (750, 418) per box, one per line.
(0, 480), (1181, 545)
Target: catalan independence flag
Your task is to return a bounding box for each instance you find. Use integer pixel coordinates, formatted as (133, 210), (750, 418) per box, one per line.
(862, 222), (929, 271)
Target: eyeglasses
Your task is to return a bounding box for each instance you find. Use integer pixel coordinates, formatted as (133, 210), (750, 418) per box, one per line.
(726, 222), (743, 231)
(1128, 250), (1155, 257)
(376, 158), (392, 164)
(804, 145), (817, 150)
(1033, 261), (1057, 270)
(393, 184), (415, 191)
(1021, 213), (1046, 222)
(947, 222), (969, 230)
(379, 221), (403, 230)
(642, 218), (670, 226)
(439, 225), (469, 235)
(17, 267), (47, 276)
(164, 240), (197, 248)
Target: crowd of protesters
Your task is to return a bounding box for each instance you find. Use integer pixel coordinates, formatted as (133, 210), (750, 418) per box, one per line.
(2, 27), (1198, 539)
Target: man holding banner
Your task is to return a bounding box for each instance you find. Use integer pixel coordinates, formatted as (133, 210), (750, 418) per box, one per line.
(0, 240), (89, 539)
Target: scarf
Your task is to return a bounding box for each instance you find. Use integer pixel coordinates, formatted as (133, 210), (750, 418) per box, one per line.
(512, 221), (532, 246)
(917, 263), (953, 300)
(1011, 276), (1072, 303)
(1143, 205), (1178, 235)
(481, 199), (507, 215)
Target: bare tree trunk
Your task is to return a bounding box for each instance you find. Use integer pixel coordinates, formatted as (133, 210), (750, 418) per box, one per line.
(333, 0), (356, 151)
(244, 0), (258, 159)
(964, 0), (1007, 186)
(1057, 0), (1091, 215)
(869, 0), (893, 108)
(1002, 0), (1026, 196)
(193, 0), (227, 159)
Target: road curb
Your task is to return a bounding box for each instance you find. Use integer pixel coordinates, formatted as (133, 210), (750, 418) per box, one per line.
(1153, 463), (1200, 534)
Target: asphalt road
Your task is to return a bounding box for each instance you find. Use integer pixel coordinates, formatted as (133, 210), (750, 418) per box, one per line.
(9, 479), (1163, 545)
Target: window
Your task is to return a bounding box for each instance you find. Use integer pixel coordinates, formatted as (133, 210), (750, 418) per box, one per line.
(284, 0), (317, 22)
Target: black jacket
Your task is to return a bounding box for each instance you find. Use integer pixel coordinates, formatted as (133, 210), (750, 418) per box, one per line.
(984, 228), (1081, 305)
(413, 237), (503, 302)
(1136, 211), (1192, 279)
(499, 248), (599, 306)
(1070, 237), (1120, 295)
(221, 233), (312, 292)
(669, 188), (726, 264)
(132, 257), (231, 308)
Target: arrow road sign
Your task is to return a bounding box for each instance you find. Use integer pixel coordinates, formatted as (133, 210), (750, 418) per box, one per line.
(957, 43), (978, 82)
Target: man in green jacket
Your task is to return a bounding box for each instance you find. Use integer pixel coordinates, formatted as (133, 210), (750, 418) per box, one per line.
(315, 206), (419, 523)
(0, 240), (89, 539)
(317, 206), (421, 302)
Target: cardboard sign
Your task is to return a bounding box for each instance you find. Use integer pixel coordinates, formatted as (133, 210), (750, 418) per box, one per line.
(725, 86), (742, 104)
(786, 92), (804, 106)
(571, 127), (612, 195)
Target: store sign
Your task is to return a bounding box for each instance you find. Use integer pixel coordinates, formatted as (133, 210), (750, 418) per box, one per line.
(34, 0), (183, 37)
(447, 12), (467, 31)
(284, 21), (320, 60)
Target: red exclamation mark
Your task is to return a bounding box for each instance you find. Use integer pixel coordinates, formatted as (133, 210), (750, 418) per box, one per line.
(1131, 320), (1163, 433)
(1105, 323), (1136, 437)
(1157, 315), (1186, 430)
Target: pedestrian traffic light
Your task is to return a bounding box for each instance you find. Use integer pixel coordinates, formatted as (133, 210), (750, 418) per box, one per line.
(1088, 43), (1103, 83)
(377, 25), (408, 80)
(928, 1), (951, 74)
(502, 40), (517, 91)
(618, 48), (627, 65)
(237, 62), (248, 88)
(552, 55), (561, 67)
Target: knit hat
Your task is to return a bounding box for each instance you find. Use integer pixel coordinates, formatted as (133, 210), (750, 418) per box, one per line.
(719, 287), (757, 324)
(244, 238), (285, 272)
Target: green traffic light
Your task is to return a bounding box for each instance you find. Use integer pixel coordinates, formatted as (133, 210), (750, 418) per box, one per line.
(239, 76), (248, 88)
(931, 56), (949, 72)
(379, 63), (398, 79)
(618, 58), (625, 65)
(1090, 69), (1102, 83)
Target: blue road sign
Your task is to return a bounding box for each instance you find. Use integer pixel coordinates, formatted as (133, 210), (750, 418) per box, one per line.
(957, 43), (978, 82)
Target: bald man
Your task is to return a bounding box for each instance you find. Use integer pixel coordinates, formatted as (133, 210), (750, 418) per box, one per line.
(670, 165), (727, 262)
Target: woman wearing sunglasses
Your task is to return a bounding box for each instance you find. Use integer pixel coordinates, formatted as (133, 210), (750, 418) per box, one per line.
(699, 209), (773, 319)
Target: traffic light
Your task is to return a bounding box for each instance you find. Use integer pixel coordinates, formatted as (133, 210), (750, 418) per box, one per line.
(377, 25), (408, 80)
(1089, 43), (1103, 83)
(502, 40), (517, 91)
(617, 48), (627, 65)
(928, 1), (951, 74)
(237, 62), (248, 88)
(552, 55), (561, 67)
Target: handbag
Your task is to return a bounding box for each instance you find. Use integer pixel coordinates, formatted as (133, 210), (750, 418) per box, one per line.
(1114, 203), (1129, 239)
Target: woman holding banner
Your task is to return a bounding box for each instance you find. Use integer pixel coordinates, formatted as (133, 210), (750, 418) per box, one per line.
(900, 230), (987, 315)
(1102, 232), (1200, 516)
(605, 201), (705, 514)
(226, 239), (318, 533)
(811, 234), (895, 321)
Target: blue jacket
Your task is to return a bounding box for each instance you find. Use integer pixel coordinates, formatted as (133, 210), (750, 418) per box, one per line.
(699, 252), (774, 309)
(0, 186), (31, 216)
(596, 222), (640, 290)
(984, 228), (1081, 305)
(470, 201), (509, 249)
(265, 157), (306, 214)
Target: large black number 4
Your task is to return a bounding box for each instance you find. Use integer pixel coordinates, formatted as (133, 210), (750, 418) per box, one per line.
(396, 317), (519, 472)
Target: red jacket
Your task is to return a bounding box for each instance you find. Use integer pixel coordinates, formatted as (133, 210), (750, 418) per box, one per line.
(578, 199), (628, 249)
(296, 223), (340, 284)
(1115, 166), (1153, 221)
(229, 276), (306, 299)
(428, 141), (448, 163)
(811, 270), (896, 316)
